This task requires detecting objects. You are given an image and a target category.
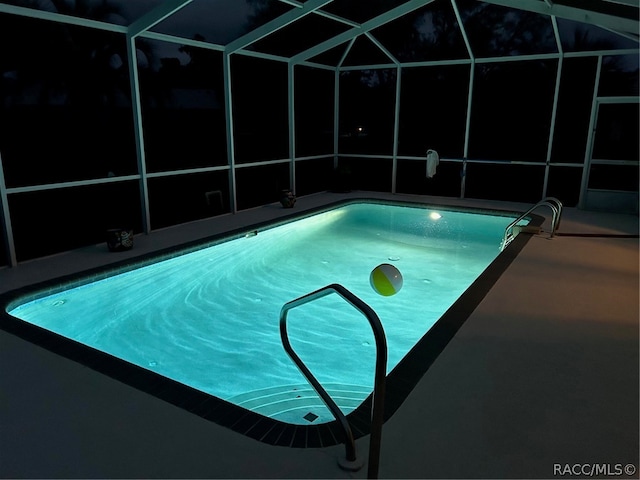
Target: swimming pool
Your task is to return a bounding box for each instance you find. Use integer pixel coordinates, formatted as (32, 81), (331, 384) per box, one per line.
(0, 200), (536, 447)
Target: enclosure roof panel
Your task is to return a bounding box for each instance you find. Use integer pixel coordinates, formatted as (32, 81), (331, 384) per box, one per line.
(150, 0), (293, 47)
(341, 35), (396, 66)
(370, 0), (470, 62)
(320, 0), (412, 23)
(457, 0), (559, 57)
(0, 0), (166, 29)
(247, 11), (352, 57)
(557, 17), (640, 51)
(480, 0), (638, 38)
(554, 0), (639, 22)
(0, 0), (637, 64)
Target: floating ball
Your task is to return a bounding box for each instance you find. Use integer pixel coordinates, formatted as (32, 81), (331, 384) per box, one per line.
(370, 263), (403, 296)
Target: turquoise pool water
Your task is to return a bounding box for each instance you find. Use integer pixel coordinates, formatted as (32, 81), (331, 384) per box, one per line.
(8, 202), (521, 424)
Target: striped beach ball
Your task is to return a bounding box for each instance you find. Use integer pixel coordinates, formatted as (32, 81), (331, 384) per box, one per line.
(370, 263), (403, 296)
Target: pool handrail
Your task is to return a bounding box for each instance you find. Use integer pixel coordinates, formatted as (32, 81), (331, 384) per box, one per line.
(545, 196), (564, 231)
(279, 283), (387, 479)
(501, 197), (563, 250)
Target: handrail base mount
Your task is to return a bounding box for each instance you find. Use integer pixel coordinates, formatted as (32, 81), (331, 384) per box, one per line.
(338, 454), (365, 472)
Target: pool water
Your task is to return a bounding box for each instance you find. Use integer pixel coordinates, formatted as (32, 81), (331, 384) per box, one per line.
(8, 202), (521, 424)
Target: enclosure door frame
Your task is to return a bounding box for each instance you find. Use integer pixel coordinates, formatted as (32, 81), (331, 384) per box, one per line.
(579, 95), (639, 212)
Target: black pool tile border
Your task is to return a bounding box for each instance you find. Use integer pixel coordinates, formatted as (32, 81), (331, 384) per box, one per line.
(0, 198), (542, 450)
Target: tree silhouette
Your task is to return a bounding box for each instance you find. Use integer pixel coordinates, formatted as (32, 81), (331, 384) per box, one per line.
(0, 0), (156, 185)
(0, 0), (158, 108)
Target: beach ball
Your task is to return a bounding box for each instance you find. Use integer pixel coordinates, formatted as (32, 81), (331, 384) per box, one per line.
(370, 263), (403, 296)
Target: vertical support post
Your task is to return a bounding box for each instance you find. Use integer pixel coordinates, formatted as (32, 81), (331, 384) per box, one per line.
(333, 68), (341, 171)
(578, 55), (603, 209)
(126, 0), (193, 228)
(126, 34), (151, 234)
(543, 54), (563, 198)
(391, 65), (402, 194)
(288, 63), (296, 193)
(461, 61), (475, 199)
(543, 16), (564, 199)
(365, 32), (401, 196)
(333, 39), (354, 172)
(0, 152), (17, 267)
(223, 53), (238, 214)
(452, 0), (474, 200)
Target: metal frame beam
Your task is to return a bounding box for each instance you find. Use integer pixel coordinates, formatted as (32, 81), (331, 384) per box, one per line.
(1, 0), (638, 266)
(0, 153), (17, 267)
(291, 0), (436, 65)
(288, 64), (297, 193)
(0, 3), (126, 32)
(578, 55), (604, 209)
(480, 0), (639, 37)
(125, 1), (193, 233)
(225, 0), (334, 54)
(125, 35), (151, 234)
(223, 54), (238, 214)
(127, 0), (193, 38)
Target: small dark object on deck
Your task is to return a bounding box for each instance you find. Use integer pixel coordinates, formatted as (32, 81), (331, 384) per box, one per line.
(280, 189), (296, 208)
(106, 228), (134, 252)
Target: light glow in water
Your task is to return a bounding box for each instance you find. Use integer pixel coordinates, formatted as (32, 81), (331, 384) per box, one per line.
(8, 203), (521, 424)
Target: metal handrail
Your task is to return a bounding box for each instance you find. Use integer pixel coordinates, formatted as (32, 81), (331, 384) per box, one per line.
(279, 283), (387, 479)
(501, 197), (564, 250)
(545, 197), (564, 231)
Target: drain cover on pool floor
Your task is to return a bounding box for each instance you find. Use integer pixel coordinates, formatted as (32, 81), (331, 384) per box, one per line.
(303, 412), (318, 423)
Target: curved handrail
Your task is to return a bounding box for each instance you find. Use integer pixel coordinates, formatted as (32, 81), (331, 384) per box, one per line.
(279, 283), (387, 478)
(544, 197), (563, 232)
(501, 197), (563, 250)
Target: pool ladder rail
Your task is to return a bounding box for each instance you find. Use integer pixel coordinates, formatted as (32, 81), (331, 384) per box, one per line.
(279, 283), (387, 479)
(501, 197), (563, 251)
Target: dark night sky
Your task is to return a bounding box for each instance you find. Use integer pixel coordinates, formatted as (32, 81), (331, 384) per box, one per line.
(20, 1), (639, 70)
(116, 0), (259, 67)
(120, 0), (255, 42)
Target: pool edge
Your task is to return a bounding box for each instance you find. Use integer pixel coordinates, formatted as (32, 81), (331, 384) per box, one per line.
(0, 198), (544, 449)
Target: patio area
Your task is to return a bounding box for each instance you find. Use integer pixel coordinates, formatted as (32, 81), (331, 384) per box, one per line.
(1, 191), (637, 479)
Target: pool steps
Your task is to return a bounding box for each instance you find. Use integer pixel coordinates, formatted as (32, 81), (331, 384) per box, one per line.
(227, 383), (371, 422)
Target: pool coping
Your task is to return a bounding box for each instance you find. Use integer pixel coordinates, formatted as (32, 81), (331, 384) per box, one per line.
(0, 198), (543, 449)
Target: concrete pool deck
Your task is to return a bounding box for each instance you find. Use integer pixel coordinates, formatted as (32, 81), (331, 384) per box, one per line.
(1, 191), (638, 479)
